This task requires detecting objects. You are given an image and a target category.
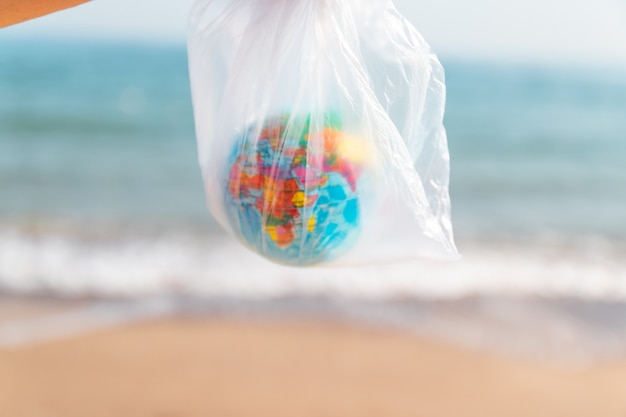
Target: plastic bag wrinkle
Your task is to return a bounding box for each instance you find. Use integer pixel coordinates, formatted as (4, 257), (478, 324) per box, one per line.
(188, 0), (458, 265)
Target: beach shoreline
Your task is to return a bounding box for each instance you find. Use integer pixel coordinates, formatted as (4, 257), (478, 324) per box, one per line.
(2, 315), (626, 417)
(3, 294), (626, 361)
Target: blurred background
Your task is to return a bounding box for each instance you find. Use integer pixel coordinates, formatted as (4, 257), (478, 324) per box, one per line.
(1, 1), (626, 410)
(0, 0), (626, 417)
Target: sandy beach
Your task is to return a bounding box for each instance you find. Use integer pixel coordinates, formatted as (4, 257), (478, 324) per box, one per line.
(1, 317), (626, 417)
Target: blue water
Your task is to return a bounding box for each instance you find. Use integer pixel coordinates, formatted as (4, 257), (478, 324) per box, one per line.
(445, 62), (626, 240)
(0, 40), (206, 231)
(2, 40), (626, 240)
(1, 39), (625, 299)
(2, 40), (625, 241)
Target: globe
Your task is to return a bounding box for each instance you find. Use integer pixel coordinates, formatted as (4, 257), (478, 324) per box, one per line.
(224, 114), (365, 266)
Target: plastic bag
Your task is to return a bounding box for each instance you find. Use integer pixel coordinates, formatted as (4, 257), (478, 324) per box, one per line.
(188, 0), (458, 266)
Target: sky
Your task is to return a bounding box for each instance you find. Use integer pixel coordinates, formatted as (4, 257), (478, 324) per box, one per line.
(4, 0), (626, 68)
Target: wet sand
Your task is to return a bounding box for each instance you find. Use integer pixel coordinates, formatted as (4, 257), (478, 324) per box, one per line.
(1, 317), (626, 417)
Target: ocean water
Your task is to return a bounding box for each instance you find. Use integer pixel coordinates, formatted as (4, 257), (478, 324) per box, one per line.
(1, 39), (626, 301)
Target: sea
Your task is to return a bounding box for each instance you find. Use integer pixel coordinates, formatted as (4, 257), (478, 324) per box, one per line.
(1, 39), (625, 360)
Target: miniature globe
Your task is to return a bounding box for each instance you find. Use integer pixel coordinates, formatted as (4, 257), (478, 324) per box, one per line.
(224, 114), (366, 266)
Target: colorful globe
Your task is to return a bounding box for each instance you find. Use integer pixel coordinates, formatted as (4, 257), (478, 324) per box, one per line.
(224, 114), (365, 266)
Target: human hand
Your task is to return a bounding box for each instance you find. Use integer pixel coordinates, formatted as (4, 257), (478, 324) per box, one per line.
(0, 0), (89, 28)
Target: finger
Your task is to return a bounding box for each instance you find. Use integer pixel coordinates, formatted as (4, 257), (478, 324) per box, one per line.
(0, 0), (90, 29)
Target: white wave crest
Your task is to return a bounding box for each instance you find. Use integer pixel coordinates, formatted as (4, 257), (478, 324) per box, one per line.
(0, 230), (625, 300)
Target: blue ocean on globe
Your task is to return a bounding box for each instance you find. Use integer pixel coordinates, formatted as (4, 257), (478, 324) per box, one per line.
(224, 116), (363, 266)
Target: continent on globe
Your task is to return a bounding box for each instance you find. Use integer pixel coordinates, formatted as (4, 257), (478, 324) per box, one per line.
(225, 114), (366, 266)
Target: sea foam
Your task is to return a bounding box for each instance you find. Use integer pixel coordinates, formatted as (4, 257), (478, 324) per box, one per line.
(1, 229), (624, 301)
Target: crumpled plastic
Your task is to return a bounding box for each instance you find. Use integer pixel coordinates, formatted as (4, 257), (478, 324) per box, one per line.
(188, 0), (458, 266)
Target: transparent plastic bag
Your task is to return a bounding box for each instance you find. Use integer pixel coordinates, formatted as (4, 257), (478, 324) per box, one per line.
(188, 0), (458, 266)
